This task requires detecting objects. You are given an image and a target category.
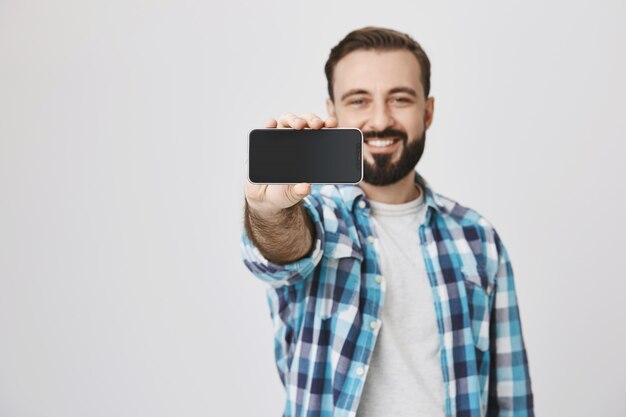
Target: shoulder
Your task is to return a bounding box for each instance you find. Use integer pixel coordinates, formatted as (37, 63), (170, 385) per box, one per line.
(431, 191), (508, 273)
(433, 191), (496, 232)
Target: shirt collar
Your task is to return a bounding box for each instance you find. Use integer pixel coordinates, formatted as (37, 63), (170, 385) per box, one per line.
(335, 171), (447, 223)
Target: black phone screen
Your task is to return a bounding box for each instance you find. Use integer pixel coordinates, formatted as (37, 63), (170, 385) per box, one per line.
(248, 128), (363, 184)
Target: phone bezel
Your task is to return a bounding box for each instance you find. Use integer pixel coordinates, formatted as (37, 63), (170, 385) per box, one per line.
(247, 127), (364, 185)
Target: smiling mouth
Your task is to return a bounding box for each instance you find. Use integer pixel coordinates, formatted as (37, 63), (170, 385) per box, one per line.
(365, 138), (401, 149)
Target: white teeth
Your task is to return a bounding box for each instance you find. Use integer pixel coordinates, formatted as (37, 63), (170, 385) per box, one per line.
(367, 139), (396, 147)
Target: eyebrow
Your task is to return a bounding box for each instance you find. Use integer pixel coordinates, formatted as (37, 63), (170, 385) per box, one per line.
(389, 87), (418, 97)
(340, 89), (369, 101)
(340, 86), (418, 101)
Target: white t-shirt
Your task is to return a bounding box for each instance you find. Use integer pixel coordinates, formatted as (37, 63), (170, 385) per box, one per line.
(356, 187), (445, 417)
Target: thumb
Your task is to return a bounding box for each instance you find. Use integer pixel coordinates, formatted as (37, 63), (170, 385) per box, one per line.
(293, 183), (311, 197)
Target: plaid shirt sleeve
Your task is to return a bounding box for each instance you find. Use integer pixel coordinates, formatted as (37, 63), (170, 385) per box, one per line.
(240, 195), (325, 288)
(487, 231), (534, 417)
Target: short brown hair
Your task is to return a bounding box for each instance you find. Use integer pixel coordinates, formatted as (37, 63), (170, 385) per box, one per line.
(324, 26), (431, 101)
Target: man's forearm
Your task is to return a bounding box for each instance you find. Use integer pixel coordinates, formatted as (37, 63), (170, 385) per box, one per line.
(244, 200), (315, 265)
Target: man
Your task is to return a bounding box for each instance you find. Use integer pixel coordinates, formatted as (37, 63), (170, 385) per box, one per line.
(241, 27), (533, 417)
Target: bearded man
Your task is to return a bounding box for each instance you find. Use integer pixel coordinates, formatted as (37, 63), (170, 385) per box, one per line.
(241, 26), (534, 417)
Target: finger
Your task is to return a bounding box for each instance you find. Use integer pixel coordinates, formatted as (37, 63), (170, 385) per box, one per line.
(243, 160), (265, 196)
(323, 116), (338, 128)
(291, 117), (305, 130)
(293, 182), (311, 196)
(300, 113), (324, 130)
(277, 113), (303, 129)
(284, 183), (310, 205)
(244, 180), (267, 204)
(264, 119), (278, 128)
(244, 159), (252, 185)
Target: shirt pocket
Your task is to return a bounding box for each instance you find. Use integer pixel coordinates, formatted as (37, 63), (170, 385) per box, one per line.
(462, 265), (493, 352)
(317, 232), (362, 319)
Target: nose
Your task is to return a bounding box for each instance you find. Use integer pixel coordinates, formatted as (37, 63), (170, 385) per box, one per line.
(365, 101), (394, 133)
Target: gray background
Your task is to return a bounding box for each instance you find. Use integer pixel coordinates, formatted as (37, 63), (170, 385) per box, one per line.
(1, 0), (625, 416)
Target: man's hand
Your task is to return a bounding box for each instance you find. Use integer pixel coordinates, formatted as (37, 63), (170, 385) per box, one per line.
(244, 113), (338, 218)
(242, 113), (337, 264)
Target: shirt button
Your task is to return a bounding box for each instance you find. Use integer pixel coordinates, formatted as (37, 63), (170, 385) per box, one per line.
(359, 200), (366, 209)
(375, 275), (383, 284)
(367, 236), (375, 244)
(370, 320), (378, 330)
(355, 367), (364, 376)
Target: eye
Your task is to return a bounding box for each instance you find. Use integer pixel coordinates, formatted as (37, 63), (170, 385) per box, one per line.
(350, 98), (366, 106)
(391, 96), (412, 104)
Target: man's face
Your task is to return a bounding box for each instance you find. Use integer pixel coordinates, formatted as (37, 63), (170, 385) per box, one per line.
(327, 49), (434, 186)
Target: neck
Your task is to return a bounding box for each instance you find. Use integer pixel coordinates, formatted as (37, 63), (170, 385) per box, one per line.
(359, 171), (421, 204)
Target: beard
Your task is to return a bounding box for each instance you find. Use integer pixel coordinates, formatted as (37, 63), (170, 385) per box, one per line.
(362, 128), (426, 186)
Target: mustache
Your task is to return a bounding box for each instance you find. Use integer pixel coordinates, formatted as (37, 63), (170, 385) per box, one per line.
(363, 128), (408, 142)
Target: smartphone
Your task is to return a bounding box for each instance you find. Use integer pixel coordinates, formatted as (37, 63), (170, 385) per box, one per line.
(248, 128), (363, 184)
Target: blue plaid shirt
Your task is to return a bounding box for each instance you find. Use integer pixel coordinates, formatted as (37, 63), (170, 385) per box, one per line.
(241, 172), (533, 417)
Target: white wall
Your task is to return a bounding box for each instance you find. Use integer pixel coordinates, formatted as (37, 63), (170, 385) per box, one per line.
(1, 1), (625, 416)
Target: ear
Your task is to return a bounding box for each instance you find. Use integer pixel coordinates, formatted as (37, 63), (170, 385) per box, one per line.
(326, 98), (336, 118)
(424, 96), (435, 130)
